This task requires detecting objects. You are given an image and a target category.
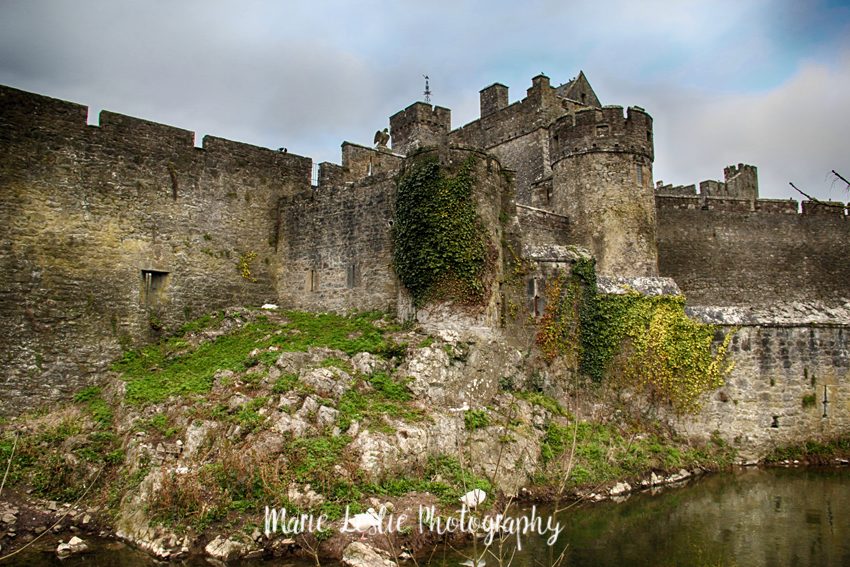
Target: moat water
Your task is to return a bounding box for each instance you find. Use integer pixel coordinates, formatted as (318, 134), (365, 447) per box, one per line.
(7, 467), (850, 566)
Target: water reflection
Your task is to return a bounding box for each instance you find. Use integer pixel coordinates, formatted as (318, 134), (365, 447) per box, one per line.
(445, 467), (850, 567)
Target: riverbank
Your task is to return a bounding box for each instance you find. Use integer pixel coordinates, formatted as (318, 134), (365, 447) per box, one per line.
(0, 307), (846, 564)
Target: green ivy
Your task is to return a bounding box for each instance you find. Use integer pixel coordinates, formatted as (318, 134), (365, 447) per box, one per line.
(536, 259), (734, 414)
(392, 155), (490, 307)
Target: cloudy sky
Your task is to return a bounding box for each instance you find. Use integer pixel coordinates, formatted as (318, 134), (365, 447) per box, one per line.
(1, 0), (848, 200)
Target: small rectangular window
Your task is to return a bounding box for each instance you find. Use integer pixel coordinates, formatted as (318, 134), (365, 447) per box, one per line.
(636, 163), (644, 186)
(141, 270), (168, 306)
(308, 269), (319, 292)
(596, 124), (609, 137)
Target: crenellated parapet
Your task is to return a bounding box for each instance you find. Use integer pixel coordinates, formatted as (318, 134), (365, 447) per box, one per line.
(550, 105), (653, 164)
(0, 85), (313, 188)
(0, 84), (313, 415)
(389, 102), (451, 155)
(656, 163), (758, 201)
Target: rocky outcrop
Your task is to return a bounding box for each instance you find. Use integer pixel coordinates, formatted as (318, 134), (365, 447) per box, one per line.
(342, 542), (396, 567)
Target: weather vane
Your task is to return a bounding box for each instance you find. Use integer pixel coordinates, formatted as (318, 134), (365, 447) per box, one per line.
(423, 75), (432, 104)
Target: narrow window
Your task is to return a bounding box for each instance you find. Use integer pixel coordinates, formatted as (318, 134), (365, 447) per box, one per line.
(141, 270), (169, 306)
(527, 278), (546, 317)
(636, 163), (644, 186)
(309, 269), (319, 292)
(346, 263), (359, 288)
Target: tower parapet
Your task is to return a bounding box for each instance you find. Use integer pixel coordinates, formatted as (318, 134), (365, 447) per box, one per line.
(550, 106), (653, 163)
(389, 102), (451, 156)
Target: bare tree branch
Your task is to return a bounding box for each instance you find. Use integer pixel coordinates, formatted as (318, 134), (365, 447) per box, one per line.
(832, 170), (850, 188)
(789, 182), (849, 209)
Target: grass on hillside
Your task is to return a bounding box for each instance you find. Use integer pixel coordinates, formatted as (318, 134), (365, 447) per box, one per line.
(114, 310), (399, 405)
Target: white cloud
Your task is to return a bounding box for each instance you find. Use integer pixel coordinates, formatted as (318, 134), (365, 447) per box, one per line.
(650, 52), (850, 201)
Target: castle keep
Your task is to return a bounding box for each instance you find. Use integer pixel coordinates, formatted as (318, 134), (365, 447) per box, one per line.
(1, 73), (848, 452)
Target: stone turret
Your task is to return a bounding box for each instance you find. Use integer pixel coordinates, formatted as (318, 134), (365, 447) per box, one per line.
(549, 105), (658, 276)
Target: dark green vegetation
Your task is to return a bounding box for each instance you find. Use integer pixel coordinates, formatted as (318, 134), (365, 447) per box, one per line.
(537, 259), (734, 414)
(764, 435), (850, 464)
(392, 155), (490, 307)
(538, 421), (737, 490)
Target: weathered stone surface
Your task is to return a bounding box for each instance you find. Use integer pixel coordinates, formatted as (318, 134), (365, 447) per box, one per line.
(465, 422), (543, 495)
(286, 484), (325, 509)
(114, 469), (192, 559)
(351, 352), (388, 376)
(56, 536), (88, 557)
(205, 535), (255, 562)
(350, 413), (464, 483)
(299, 367), (353, 401)
(0, 86), (308, 415)
(674, 324), (850, 459)
(657, 192), (850, 309)
(596, 276), (681, 296)
(183, 420), (218, 460)
(341, 541), (396, 567)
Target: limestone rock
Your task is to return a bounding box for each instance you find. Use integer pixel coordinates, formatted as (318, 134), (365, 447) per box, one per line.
(228, 393), (251, 411)
(342, 542), (396, 567)
(287, 484), (325, 509)
(56, 536), (88, 557)
(205, 535), (255, 562)
(609, 481), (631, 496)
(273, 412), (313, 437)
(275, 351), (310, 374)
(114, 469), (193, 560)
(299, 367), (353, 400)
(183, 420), (217, 460)
(402, 346), (453, 406)
(316, 405), (340, 429)
(465, 423), (542, 496)
(350, 412), (466, 484)
(351, 352), (387, 376)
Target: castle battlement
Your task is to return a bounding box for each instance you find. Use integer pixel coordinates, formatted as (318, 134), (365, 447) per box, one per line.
(656, 163), (759, 201)
(656, 194), (848, 216)
(0, 85), (313, 191)
(451, 75), (598, 152)
(550, 105), (653, 163)
(389, 102), (451, 155)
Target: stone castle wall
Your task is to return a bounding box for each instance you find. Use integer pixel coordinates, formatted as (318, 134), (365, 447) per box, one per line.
(677, 323), (850, 458)
(277, 172), (399, 314)
(1, 76), (848, 453)
(656, 196), (850, 307)
(0, 85), (310, 413)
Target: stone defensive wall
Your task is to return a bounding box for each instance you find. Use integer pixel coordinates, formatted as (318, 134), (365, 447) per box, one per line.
(448, 76), (579, 205)
(516, 204), (570, 247)
(678, 314), (850, 457)
(656, 195), (850, 307)
(277, 162), (399, 315)
(0, 85), (311, 414)
(450, 76), (573, 151)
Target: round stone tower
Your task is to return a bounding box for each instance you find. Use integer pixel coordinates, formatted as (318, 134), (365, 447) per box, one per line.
(549, 105), (658, 276)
